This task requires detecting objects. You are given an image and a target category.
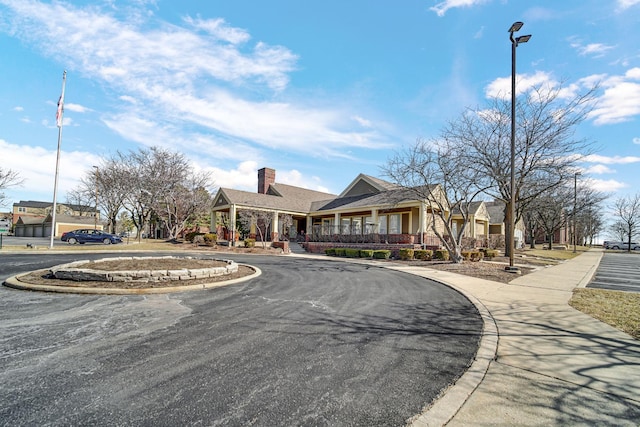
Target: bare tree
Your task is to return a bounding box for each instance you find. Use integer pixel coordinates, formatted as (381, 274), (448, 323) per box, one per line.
(383, 138), (489, 263)
(608, 220), (628, 243)
(528, 186), (572, 250)
(65, 187), (94, 216)
(94, 161), (129, 233)
(118, 147), (190, 240)
(156, 172), (213, 239)
(0, 167), (23, 207)
(441, 83), (597, 257)
(611, 193), (640, 252)
(237, 209), (274, 248)
(579, 205), (605, 247)
(279, 213), (293, 240)
(574, 184), (608, 246)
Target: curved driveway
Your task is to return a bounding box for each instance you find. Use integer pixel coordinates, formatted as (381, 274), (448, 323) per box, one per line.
(0, 253), (482, 426)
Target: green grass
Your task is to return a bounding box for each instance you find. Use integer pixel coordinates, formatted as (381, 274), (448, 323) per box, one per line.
(517, 245), (592, 261)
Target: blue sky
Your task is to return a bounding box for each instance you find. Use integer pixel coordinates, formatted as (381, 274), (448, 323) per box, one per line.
(1, 0), (639, 210)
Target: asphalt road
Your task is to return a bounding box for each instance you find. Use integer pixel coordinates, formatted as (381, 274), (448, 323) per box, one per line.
(588, 251), (640, 293)
(0, 252), (482, 426)
(0, 236), (67, 248)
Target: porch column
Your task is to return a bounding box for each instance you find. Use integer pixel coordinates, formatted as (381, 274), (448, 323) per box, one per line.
(419, 202), (427, 246)
(271, 211), (279, 241)
(210, 212), (216, 233)
(371, 209), (378, 233)
(334, 212), (340, 234)
(229, 204), (237, 246)
(305, 215), (312, 236)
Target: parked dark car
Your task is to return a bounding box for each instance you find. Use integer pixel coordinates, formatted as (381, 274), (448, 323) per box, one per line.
(61, 229), (123, 245)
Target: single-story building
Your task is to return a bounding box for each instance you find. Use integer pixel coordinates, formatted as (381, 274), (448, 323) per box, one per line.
(211, 167), (449, 248)
(13, 214), (101, 238)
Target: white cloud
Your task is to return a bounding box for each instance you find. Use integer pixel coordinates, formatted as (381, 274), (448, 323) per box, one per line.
(617, 0), (640, 10)
(13, 106), (23, 111)
(572, 42), (615, 57)
(487, 67), (640, 125)
(64, 103), (90, 113)
(583, 154), (640, 164)
(277, 169), (332, 193)
(588, 178), (627, 192)
(430, 0), (490, 17)
(585, 164), (616, 174)
(588, 69), (640, 124)
(0, 139), (101, 204)
(182, 16), (251, 45)
(484, 71), (555, 99)
(633, 137), (640, 144)
(206, 160), (260, 191)
(352, 115), (372, 128)
(0, 0), (389, 161)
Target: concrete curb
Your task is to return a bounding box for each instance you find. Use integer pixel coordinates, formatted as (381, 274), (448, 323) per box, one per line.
(380, 266), (499, 427)
(288, 253), (499, 426)
(576, 250), (603, 288)
(3, 265), (261, 295)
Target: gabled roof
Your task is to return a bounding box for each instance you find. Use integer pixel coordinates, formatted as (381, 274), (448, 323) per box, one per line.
(13, 200), (96, 212)
(311, 185), (441, 212)
(452, 201), (487, 216)
(45, 214), (98, 225)
(16, 214), (97, 226)
(14, 200), (52, 209)
(15, 216), (46, 225)
(485, 201), (505, 224)
(338, 174), (400, 198)
(213, 185), (336, 214)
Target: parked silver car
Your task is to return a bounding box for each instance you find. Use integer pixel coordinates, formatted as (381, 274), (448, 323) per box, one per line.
(605, 241), (640, 250)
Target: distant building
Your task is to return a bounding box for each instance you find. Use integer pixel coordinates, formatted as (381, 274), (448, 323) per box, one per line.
(12, 200), (99, 224)
(12, 200), (100, 237)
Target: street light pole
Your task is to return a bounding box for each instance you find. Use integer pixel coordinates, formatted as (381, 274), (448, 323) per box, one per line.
(506, 21), (531, 273)
(573, 171), (581, 253)
(93, 166), (99, 230)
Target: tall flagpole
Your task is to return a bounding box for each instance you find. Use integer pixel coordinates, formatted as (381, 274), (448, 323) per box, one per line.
(49, 70), (67, 249)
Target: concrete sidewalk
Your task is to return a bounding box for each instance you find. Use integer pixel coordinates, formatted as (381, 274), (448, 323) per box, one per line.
(386, 249), (640, 426)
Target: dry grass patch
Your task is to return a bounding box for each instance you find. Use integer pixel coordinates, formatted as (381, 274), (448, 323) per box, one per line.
(570, 288), (640, 340)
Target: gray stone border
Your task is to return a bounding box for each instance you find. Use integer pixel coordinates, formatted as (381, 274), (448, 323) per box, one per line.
(4, 256), (261, 295)
(49, 256), (238, 283)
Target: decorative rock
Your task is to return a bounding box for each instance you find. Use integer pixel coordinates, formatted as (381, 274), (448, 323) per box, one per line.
(49, 257), (238, 282)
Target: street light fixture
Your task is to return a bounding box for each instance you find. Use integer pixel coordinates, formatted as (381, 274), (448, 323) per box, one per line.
(506, 21), (531, 274)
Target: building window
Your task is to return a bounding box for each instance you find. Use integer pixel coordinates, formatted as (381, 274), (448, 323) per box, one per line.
(322, 218), (332, 235)
(378, 215), (387, 234)
(352, 217), (362, 234)
(18, 207), (26, 213)
(341, 218), (350, 234)
(365, 216), (375, 234)
(389, 214), (401, 234)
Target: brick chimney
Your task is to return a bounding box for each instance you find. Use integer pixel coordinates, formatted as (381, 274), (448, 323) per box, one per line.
(257, 167), (276, 194)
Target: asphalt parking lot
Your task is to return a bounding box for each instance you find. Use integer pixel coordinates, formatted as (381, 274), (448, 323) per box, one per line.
(588, 251), (640, 293)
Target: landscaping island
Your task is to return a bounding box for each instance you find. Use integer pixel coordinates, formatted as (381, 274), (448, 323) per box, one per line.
(5, 256), (259, 294)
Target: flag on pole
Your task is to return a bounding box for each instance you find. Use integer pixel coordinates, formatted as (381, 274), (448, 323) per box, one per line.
(56, 71), (67, 128)
(55, 95), (64, 127)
